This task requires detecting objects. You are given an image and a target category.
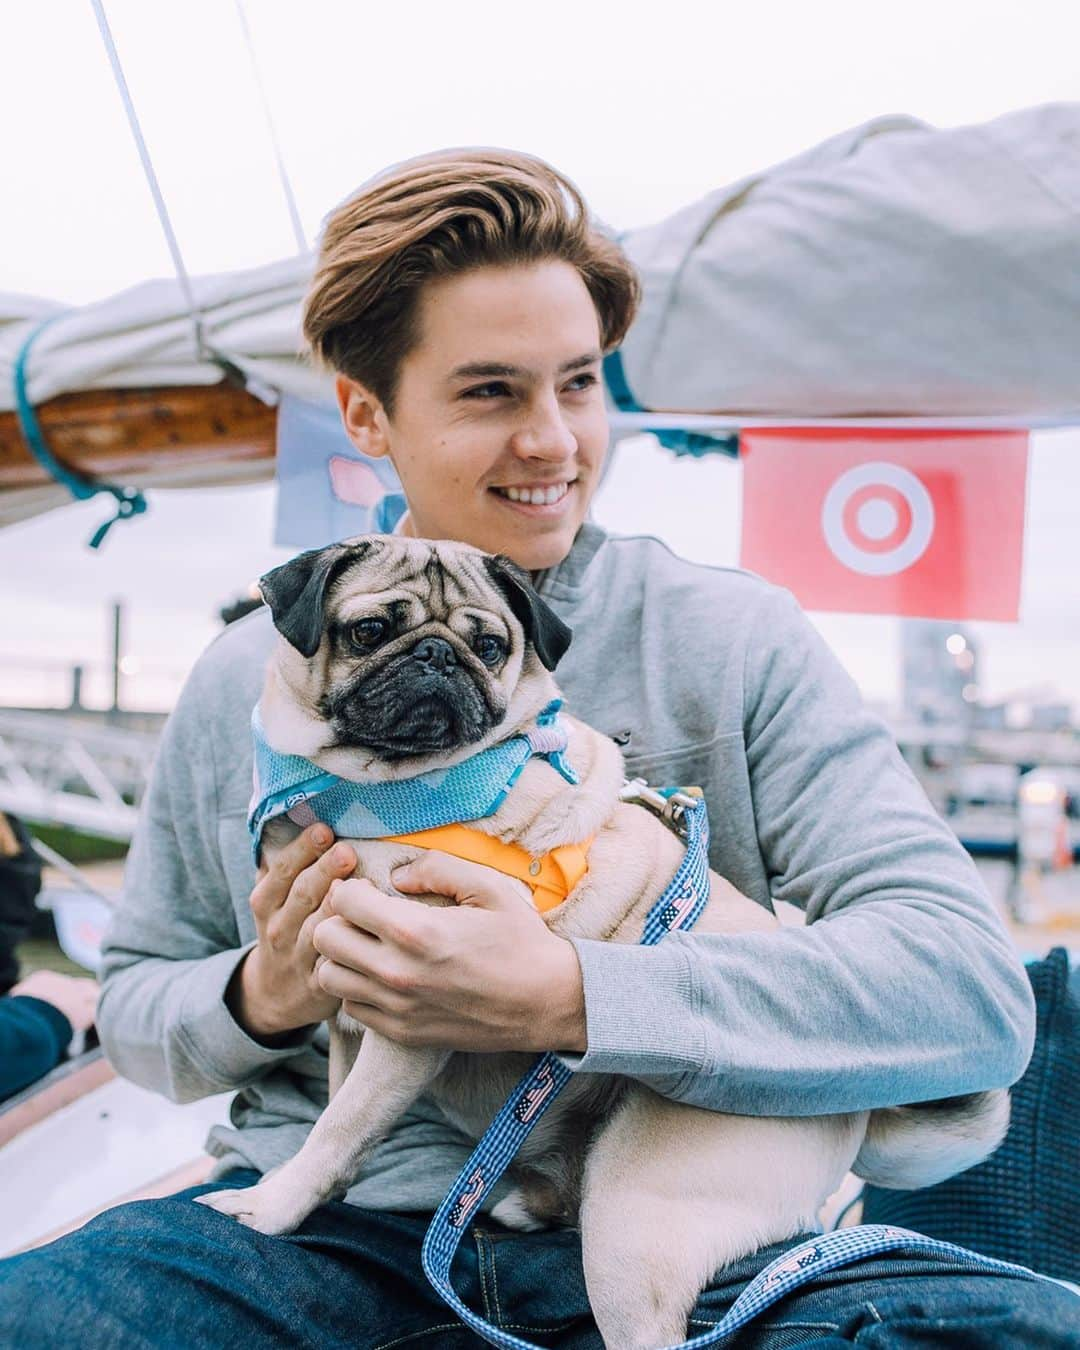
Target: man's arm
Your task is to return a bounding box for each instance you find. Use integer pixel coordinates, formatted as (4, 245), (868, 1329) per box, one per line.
(96, 653), (328, 1103)
(0, 972), (98, 1102)
(564, 585), (1036, 1115)
(0, 997), (72, 1102)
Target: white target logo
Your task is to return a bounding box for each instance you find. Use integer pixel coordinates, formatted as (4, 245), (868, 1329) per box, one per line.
(821, 462), (935, 576)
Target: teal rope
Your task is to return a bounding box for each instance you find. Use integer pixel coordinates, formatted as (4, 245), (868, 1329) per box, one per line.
(13, 317), (148, 549)
(603, 349), (739, 459)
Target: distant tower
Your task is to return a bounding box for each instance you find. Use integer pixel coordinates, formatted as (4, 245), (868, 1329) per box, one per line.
(901, 620), (979, 728)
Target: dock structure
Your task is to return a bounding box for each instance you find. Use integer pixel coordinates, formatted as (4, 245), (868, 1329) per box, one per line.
(0, 709), (157, 841)
(892, 720), (1080, 769)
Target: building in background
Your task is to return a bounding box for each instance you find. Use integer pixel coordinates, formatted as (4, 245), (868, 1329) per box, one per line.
(901, 620), (979, 729)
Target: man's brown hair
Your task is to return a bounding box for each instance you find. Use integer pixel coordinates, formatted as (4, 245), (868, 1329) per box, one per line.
(302, 148), (640, 414)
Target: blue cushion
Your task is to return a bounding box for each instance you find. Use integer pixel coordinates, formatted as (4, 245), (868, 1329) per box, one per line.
(861, 947), (1079, 1284)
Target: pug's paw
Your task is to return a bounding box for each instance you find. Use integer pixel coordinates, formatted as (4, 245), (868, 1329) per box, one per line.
(193, 1180), (313, 1236)
(489, 1190), (548, 1232)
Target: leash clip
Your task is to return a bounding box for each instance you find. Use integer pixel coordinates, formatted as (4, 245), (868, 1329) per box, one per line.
(619, 778), (702, 837)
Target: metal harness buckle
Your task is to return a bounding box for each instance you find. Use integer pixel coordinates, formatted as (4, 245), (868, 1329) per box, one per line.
(618, 778), (703, 839)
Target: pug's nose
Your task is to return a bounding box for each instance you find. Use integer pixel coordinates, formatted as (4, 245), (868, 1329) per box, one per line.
(413, 637), (457, 674)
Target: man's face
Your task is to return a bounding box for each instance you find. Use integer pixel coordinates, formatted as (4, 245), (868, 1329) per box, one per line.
(336, 260), (610, 571)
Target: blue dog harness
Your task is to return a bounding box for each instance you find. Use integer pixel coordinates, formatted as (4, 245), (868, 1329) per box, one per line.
(248, 699), (577, 863)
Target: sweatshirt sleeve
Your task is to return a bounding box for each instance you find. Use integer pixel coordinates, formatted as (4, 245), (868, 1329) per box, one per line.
(0, 995), (72, 1102)
(565, 585), (1036, 1116)
(97, 649), (316, 1106)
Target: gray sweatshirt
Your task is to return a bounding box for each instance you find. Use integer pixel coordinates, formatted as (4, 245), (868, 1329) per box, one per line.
(98, 523), (1035, 1213)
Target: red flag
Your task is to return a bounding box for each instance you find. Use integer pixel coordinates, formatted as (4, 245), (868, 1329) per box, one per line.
(739, 428), (1029, 620)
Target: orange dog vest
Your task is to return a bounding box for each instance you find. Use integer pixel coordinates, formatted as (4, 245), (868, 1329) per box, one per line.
(385, 823), (593, 913)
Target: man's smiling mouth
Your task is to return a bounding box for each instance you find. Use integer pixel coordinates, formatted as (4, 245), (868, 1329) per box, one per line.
(490, 481), (573, 505)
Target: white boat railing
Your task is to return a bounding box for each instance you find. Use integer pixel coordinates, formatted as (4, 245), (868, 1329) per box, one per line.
(0, 710), (158, 841)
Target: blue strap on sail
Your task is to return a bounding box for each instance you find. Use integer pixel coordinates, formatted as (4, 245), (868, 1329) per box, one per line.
(419, 794), (1069, 1347)
(12, 316), (149, 549)
(603, 349), (739, 459)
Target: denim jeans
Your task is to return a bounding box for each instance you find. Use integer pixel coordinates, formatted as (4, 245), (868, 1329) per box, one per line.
(1, 1170), (1076, 1349)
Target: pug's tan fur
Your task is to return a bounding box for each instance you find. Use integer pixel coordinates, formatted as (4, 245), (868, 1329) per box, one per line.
(198, 537), (1009, 1350)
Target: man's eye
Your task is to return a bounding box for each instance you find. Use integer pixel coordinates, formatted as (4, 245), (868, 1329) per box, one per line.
(564, 372), (598, 393)
(349, 617), (390, 649)
(462, 382), (511, 400)
(474, 635), (508, 667)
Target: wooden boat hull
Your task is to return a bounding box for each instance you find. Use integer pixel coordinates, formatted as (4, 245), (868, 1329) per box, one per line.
(0, 384), (276, 510)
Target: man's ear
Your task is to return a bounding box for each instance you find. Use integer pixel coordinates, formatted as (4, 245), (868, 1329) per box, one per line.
(259, 540), (373, 658)
(336, 374), (391, 460)
(484, 555), (573, 671)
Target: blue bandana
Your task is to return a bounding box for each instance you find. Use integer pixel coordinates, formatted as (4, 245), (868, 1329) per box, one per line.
(247, 699), (577, 862)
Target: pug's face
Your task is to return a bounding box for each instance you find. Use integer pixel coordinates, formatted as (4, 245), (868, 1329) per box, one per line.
(258, 536), (572, 768)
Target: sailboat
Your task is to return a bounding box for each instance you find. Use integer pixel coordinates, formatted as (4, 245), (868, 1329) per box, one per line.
(1, 101), (1078, 1268)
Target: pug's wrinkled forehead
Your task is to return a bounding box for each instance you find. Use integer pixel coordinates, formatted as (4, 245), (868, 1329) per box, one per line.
(259, 536), (571, 672)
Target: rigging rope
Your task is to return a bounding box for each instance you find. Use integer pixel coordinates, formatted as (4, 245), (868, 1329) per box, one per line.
(13, 317), (148, 550)
(89, 0), (210, 363)
(234, 0), (309, 255)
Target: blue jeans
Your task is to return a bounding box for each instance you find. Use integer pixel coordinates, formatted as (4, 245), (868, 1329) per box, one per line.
(0, 1170), (1076, 1348)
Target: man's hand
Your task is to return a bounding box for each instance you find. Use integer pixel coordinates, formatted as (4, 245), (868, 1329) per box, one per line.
(227, 825), (358, 1043)
(312, 853), (587, 1054)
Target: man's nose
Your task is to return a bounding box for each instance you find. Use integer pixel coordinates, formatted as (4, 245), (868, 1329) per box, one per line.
(413, 637), (457, 674)
(509, 392), (578, 462)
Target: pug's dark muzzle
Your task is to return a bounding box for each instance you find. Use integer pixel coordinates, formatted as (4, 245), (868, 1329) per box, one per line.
(320, 636), (505, 760)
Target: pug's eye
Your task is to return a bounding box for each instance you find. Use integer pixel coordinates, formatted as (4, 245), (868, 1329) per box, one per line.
(474, 634), (508, 667)
(349, 617), (390, 649)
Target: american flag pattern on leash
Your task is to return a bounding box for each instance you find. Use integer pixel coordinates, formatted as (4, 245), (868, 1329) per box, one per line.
(513, 1062), (557, 1124)
(448, 1168), (487, 1228)
(758, 1241), (826, 1292)
(658, 882), (698, 932)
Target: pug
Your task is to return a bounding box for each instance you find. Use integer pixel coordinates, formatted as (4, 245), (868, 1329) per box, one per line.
(197, 535), (1010, 1350)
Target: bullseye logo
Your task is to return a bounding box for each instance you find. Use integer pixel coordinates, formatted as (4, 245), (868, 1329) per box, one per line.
(741, 429), (1029, 621)
(821, 462), (935, 577)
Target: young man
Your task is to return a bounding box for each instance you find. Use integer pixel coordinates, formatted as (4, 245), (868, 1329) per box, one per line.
(0, 150), (1073, 1347)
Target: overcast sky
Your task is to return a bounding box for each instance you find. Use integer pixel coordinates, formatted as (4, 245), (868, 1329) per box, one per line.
(1, 0), (1078, 713)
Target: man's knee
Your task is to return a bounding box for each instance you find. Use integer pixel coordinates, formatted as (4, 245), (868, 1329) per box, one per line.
(845, 1275), (1079, 1346)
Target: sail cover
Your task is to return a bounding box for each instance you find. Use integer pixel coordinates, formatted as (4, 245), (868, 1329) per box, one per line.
(0, 254), (324, 411)
(617, 103), (1080, 419)
(2, 102), (1078, 528)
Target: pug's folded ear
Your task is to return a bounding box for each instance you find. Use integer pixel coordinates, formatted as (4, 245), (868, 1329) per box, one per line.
(484, 555), (573, 671)
(260, 540), (373, 657)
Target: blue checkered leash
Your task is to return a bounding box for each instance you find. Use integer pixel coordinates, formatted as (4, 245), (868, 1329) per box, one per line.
(421, 783), (1071, 1348)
